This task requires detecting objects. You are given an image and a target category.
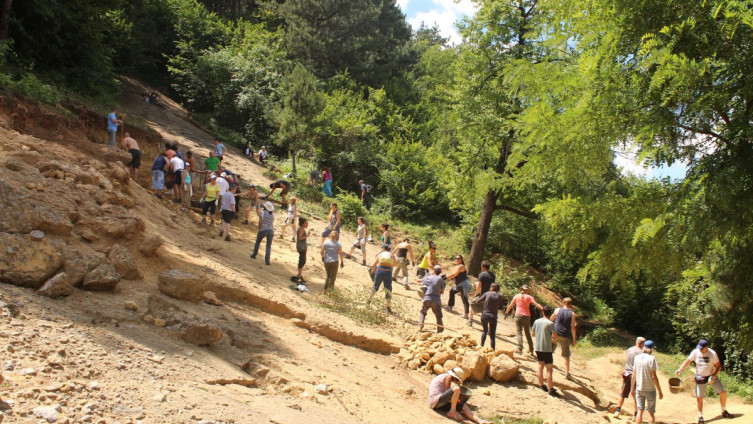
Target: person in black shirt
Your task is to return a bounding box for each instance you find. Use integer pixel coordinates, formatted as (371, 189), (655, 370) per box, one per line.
(469, 261), (496, 325)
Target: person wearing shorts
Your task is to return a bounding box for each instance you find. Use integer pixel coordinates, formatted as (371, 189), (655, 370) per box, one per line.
(613, 337), (645, 418)
(218, 185), (236, 241)
(169, 155), (185, 203)
(631, 340), (663, 424)
(121, 133), (140, 180)
(550, 297), (577, 378)
(280, 197), (297, 241)
(346, 216), (368, 265)
(676, 340), (732, 423)
(151, 153), (167, 198)
(532, 306), (558, 397)
(368, 244), (394, 314)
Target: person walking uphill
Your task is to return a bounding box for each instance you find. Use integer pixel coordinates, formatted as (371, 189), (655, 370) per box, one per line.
(369, 244), (395, 314)
(392, 239), (415, 290)
(218, 185), (236, 241)
(532, 305), (559, 397)
(473, 283), (505, 350)
(418, 265), (445, 333)
(505, 285), (545, 355)
(550, 297), (577, 378)
(200, 174), (220, 225)
(346, 216), (368, 265)
(250, 201), (275, 265)
(293, 217), (310, 284)
(321, 231), (344, 292)
(631, 341), (664, 424)
(321, 202), (342, 242)
(416, 241), (439, 278)
(427, 367), (492, 424)
(469, 261), (495, 325)
(106, 108), (123, 147)
(444, 255), (472, 325)
(675, 340), (732, 424)
(614, 337), (646, 419)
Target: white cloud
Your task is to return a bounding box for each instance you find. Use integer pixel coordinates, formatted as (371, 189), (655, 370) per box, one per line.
(407, 0), (478, 45)
(396, 0), (410, 11)
(613, 143), (688, 181)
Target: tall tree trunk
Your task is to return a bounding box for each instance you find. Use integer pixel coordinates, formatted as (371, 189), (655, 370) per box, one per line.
(291, 148), (297, 173)
(468, 188), (498, 276)
(0, 0), (13, 41)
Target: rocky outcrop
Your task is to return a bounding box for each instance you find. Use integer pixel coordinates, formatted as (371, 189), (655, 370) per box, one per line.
(489, 354), (519, 383)
(82, 264), (121, 291)
(158, 270), (206, 302)
(108, 244), (140, 280)
(38, 272), (75, 298)
(77, 216), (144, 240)
(64, 250), (106, 287)
(181, 322), (224, 346)
(0, 232), (64, 288)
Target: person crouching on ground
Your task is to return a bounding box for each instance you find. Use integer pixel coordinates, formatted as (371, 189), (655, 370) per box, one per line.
(418, 265), (445, 333)
(532, 305), (559, 397)
(631, 340), (663, 424)
(427, 367), (491, 424)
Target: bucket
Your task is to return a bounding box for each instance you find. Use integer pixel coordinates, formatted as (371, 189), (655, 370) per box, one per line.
(459, 386), (473, 404)
(668, 377), (683, 394)
(470, 302), (482, 314)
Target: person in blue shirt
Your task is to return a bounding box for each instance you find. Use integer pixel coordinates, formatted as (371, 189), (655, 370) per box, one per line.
(107, 108), (122, 147)
(151, 153), (168, 199)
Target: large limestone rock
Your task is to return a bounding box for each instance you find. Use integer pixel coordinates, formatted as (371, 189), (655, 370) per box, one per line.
(38, 272), (75, 298)
(181, 322), (223, 346)
(77, 216), (145, 240)
(82, 263), (121, 291)
(64, 250), (106, 287)
(0, 232), (64, 288)
(108, 244), (140, 280)
(158, 270), (206, 302)
(489, 354), (519, 383)
(139, 235), (164, 256)
(0, 179), (73, 236)
(432, 350), (454, 366)
(461, 351), (489, 382)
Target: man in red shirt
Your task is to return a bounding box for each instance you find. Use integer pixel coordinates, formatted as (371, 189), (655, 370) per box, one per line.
(505, 284), (545, 355)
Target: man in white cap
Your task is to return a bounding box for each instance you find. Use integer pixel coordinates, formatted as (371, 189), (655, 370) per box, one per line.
(250, 201), (275, 265)
(631, 340), (663, 424)
(676, 339), (732, 424)
(427, 367), (491, 423)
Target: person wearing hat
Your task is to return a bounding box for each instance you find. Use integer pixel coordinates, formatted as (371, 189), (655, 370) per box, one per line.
(505, 284), (545, 355)
(250, 201), (276, 265)
(200, 174), (220, 225)
(614, 336), (646, 419)
(416, 241), (438, 279)
(631, 340), (663, 424)
(676, 340), (731, 423)
(418, 264), (446, 332)
(427, 367), (492, 423)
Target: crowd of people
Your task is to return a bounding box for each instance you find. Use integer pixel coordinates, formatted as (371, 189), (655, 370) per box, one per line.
(108, 109), (736, 424)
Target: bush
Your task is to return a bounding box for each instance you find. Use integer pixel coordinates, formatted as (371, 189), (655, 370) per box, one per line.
(0, 72), (62, 105)
(584, 327), (623, 347)
(334, 192), (366, 231)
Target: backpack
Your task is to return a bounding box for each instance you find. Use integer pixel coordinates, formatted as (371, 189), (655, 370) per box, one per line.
(365, 184), (373, 193)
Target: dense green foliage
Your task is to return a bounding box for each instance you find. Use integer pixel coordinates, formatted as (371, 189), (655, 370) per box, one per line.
(3, 0), (753, 381)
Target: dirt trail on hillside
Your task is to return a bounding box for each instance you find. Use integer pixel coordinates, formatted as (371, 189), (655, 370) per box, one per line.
(1, 83), (750, 424)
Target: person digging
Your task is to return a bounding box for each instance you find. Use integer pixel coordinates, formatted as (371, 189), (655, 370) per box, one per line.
(427, 367), (491, 423)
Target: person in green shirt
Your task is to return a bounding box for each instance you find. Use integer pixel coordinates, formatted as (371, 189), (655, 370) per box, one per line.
(205, 151), (220, 172)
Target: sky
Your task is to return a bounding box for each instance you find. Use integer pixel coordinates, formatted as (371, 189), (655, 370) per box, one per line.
(397, 0), (688, 181)
(397, 0), (478, 45)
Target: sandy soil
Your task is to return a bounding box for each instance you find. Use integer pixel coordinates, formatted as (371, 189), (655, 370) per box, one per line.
(0, 82), (750, 424)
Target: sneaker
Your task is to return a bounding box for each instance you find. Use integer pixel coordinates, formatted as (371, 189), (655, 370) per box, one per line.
(224, 235), (231, 241)
(250, 254), (256, 259)
(698, 417), (705, 424)
(219, 230), (224, 237)
(443, 305), (453, 311)
(291, 237), (296, 242)
(722, 410), (732, 418)
(612, 407), (621, 418)
(565, 373), (572, 380)
(265, 262), (270, 266)
(466, 320), (472, 327)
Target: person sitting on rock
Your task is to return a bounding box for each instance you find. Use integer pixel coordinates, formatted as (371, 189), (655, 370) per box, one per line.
(427, 367), (491, 423)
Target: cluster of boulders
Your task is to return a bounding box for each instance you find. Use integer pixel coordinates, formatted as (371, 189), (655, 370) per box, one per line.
(396, 332), (520, 383)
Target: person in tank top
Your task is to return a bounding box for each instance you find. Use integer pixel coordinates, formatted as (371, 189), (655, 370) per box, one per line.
(550, 297), (577, 378)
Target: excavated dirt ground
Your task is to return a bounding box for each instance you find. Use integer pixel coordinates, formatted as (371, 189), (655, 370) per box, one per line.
(0, 81), (751, 424)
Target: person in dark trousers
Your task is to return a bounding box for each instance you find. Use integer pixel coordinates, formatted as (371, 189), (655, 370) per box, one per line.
(369, 244), (395, 314)
(474, 283), (505, 350)
(359, 179), (373, 210)
(417, 265), (446, 332)
(293, 217), (310, 283)
(321, 231), (344, 292)
(550, 297), (577, 378)
(444, 255), (471, 323)
(266, 179), (291, 207)
(469, 261), (495, 325)
(250, 201), (275, 265)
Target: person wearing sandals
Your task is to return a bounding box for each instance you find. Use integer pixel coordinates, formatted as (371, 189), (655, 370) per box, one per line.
(346, 216), (368, 265)
(444, 255), (472, 324)
(427, 367), (491, 424)
(532, 305), (559, 397)
(292, 217), (310, 283)
(280, 197), (297, 240)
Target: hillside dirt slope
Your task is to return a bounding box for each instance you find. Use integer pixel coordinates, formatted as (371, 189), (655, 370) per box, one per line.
(0, 84), (750, 424)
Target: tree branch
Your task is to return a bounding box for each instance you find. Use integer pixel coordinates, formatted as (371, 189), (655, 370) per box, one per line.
(495, 203), (537, 219)
(678, 124), (731, 147)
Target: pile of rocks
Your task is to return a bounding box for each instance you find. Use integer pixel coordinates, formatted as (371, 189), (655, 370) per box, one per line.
(395, 332), (520, 383)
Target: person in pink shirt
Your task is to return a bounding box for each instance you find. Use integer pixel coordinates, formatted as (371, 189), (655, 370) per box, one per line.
(505, 284), (545, 355)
